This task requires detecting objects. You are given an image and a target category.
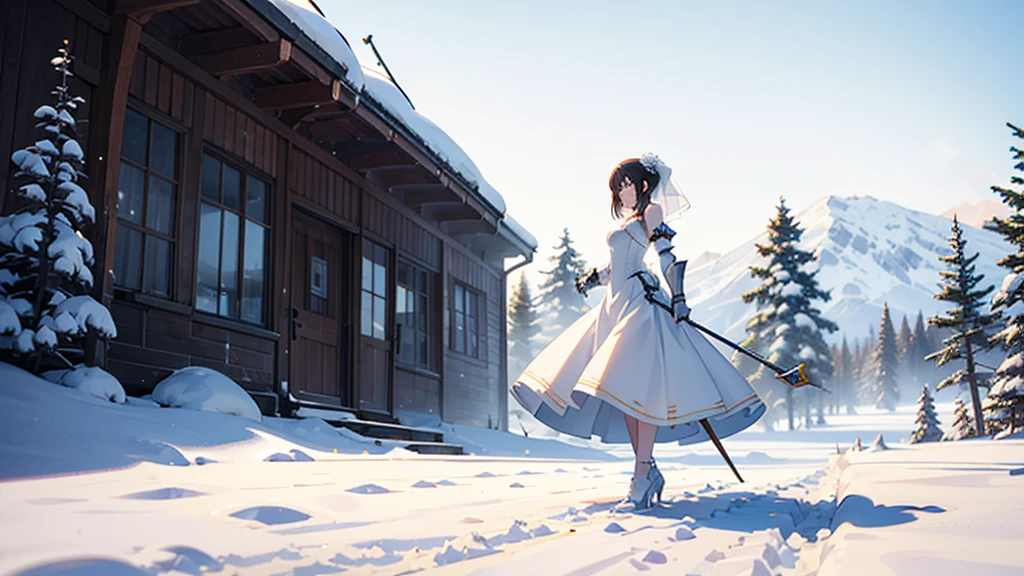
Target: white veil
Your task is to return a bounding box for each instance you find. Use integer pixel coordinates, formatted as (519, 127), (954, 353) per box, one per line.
(641, 153), (690, 222)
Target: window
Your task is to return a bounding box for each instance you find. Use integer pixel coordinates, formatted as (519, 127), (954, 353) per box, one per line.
(397, 261), (432, 370)
(196, 153), (270, 324)
(360, 240), (389, 340)
(451, 282), (479, 357)
(113, 108), (178, 297)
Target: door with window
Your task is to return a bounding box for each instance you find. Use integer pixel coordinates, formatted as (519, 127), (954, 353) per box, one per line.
(359, 239), (392, 414)
(289, 210), (350, 404)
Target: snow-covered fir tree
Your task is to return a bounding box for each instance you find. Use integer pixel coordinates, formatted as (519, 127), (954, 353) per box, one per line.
(839, 337), (854, 414)
(507, 272), (541, 379)
(0, 41), (116, 371)
(738, 197), (837, 430)
(982, 122), (1024, 436)
(927, 216), (997, 437)
(896, 314), (912, 361)
(535, 228), (588, 337)
(943, 397), (976, 441)
(871, 303), (900, 411)
(910, 383), (942, 443)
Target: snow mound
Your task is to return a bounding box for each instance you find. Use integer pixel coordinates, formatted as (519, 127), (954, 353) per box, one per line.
(152, 366), (261, 422)
(42, 364), (125, 403)
(867, 432), (889, 451)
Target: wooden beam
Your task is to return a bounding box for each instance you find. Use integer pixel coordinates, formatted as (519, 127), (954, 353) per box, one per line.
(179, 26), (258, 57)
(290, 48), (333, 86)
(364, 165), (437, 189)
(116, 0), (202, 24)
(442, 220), (498, 236)
(214, 0), (280, 42)
(202, 38), (292, 77)
(392, 185), (461, 208)
(428, 204), (484, 223)
(255, 80), (340, 110)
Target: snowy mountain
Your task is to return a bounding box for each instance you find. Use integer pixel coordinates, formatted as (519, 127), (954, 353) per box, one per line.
(688, 195), (1012, 345)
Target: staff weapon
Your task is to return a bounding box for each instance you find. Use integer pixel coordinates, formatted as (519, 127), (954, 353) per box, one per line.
(642, 293), (829, 393)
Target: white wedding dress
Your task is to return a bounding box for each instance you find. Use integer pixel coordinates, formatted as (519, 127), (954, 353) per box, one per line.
(512, 218), (765, 444)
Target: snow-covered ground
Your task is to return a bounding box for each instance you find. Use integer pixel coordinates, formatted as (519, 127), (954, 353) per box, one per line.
(1, 363), (1021, 575)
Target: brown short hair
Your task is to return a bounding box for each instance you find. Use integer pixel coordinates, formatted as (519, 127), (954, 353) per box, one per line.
(608, 158), (660, 219)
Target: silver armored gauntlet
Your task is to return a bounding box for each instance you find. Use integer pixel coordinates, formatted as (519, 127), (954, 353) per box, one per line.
(650, 222), (691, 321)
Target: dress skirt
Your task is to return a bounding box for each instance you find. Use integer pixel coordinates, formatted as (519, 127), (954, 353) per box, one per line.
(511, 275), (765, 445)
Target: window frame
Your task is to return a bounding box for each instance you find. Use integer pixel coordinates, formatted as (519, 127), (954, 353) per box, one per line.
(450, 280), (481, 359)
(112, 107), (181, 298)
(194, 149), (273, 326)
(396, 258), (434, 371)
(360, 238), (391, 341)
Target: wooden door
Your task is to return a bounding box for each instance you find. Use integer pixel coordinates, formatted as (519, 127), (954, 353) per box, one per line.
(358, 238), (392, 414)
(290, 210), (349, 405)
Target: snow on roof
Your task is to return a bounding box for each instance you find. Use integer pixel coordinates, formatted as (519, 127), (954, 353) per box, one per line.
(502, 213), (538, 251)
(264, 0), (364, 90)
(360, 67), (506, 214)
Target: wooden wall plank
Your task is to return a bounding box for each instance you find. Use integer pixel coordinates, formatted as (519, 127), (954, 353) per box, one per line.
(233, 109), (244, 155)
(244, 116), (255, 164)
(129, 50), (146, 99)
(182, 80), (194, 127)
(223, 106), (235, 154)
(171, 72), (184, 121)
(157, 62), (171, 114)
(144, 54), (158, 106)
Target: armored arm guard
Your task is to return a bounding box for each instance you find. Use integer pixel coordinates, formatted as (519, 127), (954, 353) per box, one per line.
(575, 263), (610, 297)
(650, 222), (691, 321)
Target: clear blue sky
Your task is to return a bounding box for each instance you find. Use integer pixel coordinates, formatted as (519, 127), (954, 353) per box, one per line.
(319, 0), (1023, 283)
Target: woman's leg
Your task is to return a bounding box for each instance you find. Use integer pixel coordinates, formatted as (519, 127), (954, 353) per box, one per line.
(634, 420), (657, 480)
(623, 413), (640, 455)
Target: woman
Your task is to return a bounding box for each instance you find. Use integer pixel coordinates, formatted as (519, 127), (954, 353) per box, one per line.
(511, 154), (765, 510)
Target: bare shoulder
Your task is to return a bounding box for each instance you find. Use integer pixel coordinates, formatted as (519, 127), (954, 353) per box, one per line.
(644, 202), (664, 234)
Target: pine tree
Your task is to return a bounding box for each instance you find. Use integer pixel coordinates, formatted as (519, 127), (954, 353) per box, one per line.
(896, 315), (912, 361)
(535, 228), (588, 336)
(910, 383), (942, 443)
(507, 272), (541, 379)
(839, 337), (854, 414)
(982, 122), (1024, 436)
(738, 197), (837, 430)
(0, 41), (116, 371)
(829, 343), (841, 414)
(848, 339), (862, 414)
(927, 216), (998, 437)
(943, 398), (976, 441)
(908, 311), (931, 393)
(871, 303), (901, 411)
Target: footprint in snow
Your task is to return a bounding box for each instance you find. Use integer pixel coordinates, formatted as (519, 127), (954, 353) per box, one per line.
(642, 550), (667, 564)
(119, 487), (207, 500)
(508, 482), (524, 488)
(517, 470), (541, 475)
(604, 522), (626, 533)
(412, 480), (437, 488)
(229, 506), (311, 525)
(436, 479), (457, 486)
(475, 471), (496, 478)
(554, 468), (569, 473)
(346, 483), (390, 494)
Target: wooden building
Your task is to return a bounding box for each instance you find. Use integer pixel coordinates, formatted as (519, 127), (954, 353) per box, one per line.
(0, 0), (535, 433)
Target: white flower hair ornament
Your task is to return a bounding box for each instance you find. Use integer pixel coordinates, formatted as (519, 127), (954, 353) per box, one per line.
(640, 153), (663, 174)
(640, 153), (691, 220)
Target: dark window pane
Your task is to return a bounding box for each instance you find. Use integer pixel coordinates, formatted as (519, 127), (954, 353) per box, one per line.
(397, 262), (409, 288)
(396, 286), (407, 316)
(454, 285), (464, 312)
(468, 292), (478, 319)
(122, 109), (148, 166)
(373, 295), (385, 340)
(454, 311), (465, 353)
(150, 122), (177, 178)
(113, 224), (142, 290)
(146, 176), (175, 234)
(417, 333), (428, 367)
(375, 244), (386, 266)
(418, 270), (428, 293)
(400, 324), (414, 364)
(361, 255), (372, 292)
(117, 163), (145, 225)
(143, 236), (171, 297)
(468, 326), (478, 357)
(373, 262), (386, 298)
(242, 221), (265, 324)
(220, 211), (239, 317)
(246, 176), (266, 224)
(360, 291), (372, 336)
(201, 155), (220, 202)
(418, 294), (428, 332)
(222, 165), (240, 210)
(196, 203), (221, 314)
